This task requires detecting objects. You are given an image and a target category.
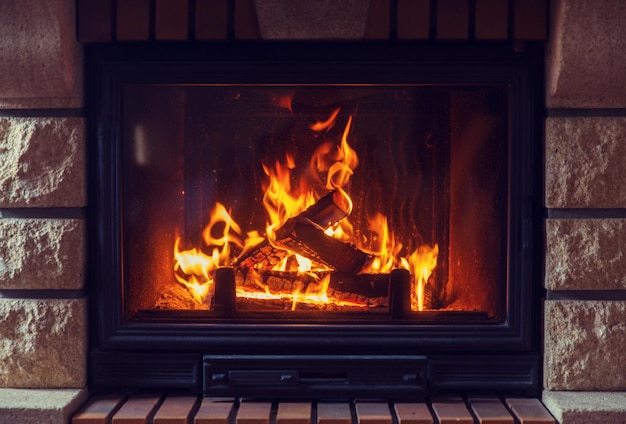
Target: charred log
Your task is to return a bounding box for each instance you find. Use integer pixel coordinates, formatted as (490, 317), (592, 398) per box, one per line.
(273, 217), (370, 273)
(235, 190), (360, 270)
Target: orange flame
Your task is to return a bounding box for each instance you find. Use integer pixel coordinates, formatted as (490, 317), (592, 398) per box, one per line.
(310, 107), (341, 131)
(172, 109), (440, 311)
(273, 92), (294, 114)
(174, 203), (243, 304)
(406, 244), (439, 311)
(262, 154), (316, 235)
(173, 238), (215, 305)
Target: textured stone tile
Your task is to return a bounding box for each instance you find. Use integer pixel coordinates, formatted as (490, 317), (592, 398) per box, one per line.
(545, 219), (626, 290)
(253, 0), (370, 39)
(545, 117), (626, 208)
(544, 300), (626, 391)
(0, 219), (85, 290)
(546, 0), (626, 108)
(0, 298), (87, 388)
(0, 0), (82, 108)
(0, 117), (85, 207)
(542, 391), (626, 424)
(0, 388), (87, 424)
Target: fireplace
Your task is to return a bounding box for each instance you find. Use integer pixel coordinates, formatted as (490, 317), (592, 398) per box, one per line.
(88, 42), (542, 398)
(5, 0), (626, 422)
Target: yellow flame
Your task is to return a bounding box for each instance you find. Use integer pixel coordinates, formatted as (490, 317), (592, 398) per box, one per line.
(173, 238), (215, 304)
(360, 213), (403, 273)
(406, 244), (439, 311)
(262, 155), (316, 235)
(236, 274), (367, 309)
(326, 116), (358, 191)
(202, 202), (243, 249)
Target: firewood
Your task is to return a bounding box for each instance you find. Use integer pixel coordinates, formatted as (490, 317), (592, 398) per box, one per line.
(328, 272), (389, 298)
(235, 190), (353, 269)
(273, 217), (370, 273)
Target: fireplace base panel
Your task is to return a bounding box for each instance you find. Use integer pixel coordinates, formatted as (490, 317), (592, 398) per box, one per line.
(90, 352), (540, 399)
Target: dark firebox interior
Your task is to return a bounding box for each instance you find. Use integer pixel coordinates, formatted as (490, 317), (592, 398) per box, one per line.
(121, 83), (507, 321)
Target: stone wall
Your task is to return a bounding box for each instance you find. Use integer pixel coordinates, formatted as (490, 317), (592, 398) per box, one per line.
(0, 0), (88, 421)
(542, 1), (626, 422)
(1, 0), (625, 423)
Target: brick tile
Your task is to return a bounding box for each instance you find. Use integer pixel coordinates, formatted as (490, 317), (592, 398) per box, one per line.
(117, 0), (150, 41)
(236, 402), (272, 424)
(544, 300), (626, 391)
(155, 0), (189, 40)
(153, 396), (197, 424)
(234, 0), (261, 39)
(72, 395), (125, 424)
(513, 0), (547, 40)
(545, 219), (626, 291)
(546, 1), (626, 108)
(475, 0), (508, 40)
(397, 0), (430, 39)
(430, 398), (473, 424)
(506, 399), (555, 424)
(436, 0), (469, 40)
(0, 299), (87, 388)
(112, 396), (161, 424)
(195, 0), (228, 39)
(364, 0), (390, 39)
(393, 403), (433, 424)
(317, 403), (352, 424)
(77, 0), (113, 42)
(545, 117), (626, 208)
(468, 397), (514, 424)
(355, 402), (392, 424)
(276, 402), (311, 424)
(0, 218), (85, 290)
(194, 398), (234, 424)
(0, 117), (86, 207)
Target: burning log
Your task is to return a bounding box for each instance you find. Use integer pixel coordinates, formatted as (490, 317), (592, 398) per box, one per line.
(328, 273), (390, 298)
(272, 217), (370, 273)
(234, 268), (389, 312)
(235, 190), (368, 272)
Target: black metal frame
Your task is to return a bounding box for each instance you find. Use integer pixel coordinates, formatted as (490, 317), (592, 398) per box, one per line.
(86, 42), (543, 397)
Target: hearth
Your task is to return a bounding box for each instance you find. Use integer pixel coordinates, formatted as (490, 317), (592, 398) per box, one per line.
(88, 42), (542, 398)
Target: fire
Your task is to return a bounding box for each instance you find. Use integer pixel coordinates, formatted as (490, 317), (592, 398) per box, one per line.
(404, 244), (439, 311)
(310, 107), (340, 131)
(173, 239), (214, 305)
(262, 153), (316, 235)
(173, 202), (243, 304)
(172, 108), (440, 312)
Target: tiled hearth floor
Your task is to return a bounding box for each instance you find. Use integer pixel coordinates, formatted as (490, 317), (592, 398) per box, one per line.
(71, 395), (556, 424)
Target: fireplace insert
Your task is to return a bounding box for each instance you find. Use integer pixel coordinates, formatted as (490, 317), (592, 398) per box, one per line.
(88, 43), (542, 398)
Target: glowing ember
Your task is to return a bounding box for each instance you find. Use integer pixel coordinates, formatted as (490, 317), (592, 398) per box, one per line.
(172, 107), (439, 311)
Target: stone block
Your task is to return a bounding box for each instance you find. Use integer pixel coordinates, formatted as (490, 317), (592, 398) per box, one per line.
(253, 0), (370, 39)
(544, 300), (626, 391)
(546, 0), (626, 108)
(0, 219), (85, 290)
(0, 388), (87, 424)
(545, 219), (626, 291)
(545, 117), (626, 208)
(0, 0), (82, 108)
(543, 391), (626, 424)
(0, 117), (85, 207)
(0, 298), (87, 388)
